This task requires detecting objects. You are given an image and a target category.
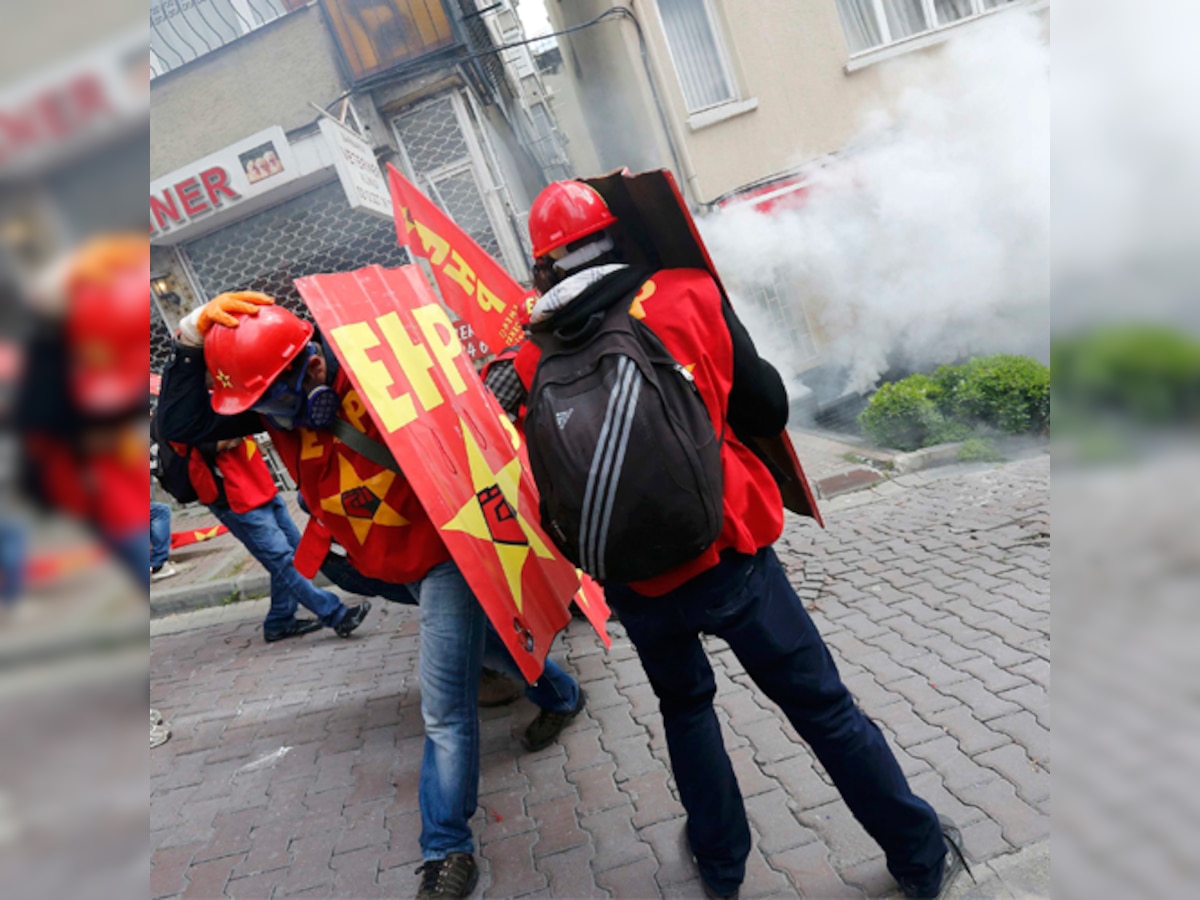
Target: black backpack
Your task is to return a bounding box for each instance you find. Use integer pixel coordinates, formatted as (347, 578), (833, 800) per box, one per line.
(526, 290), (724, 583)
(151, 416), (199, 504)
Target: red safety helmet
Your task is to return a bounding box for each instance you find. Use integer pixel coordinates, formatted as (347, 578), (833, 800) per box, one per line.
(205, 304), (313, 415)
(528, 181), (617, 260)
(64, 236), (151, 414)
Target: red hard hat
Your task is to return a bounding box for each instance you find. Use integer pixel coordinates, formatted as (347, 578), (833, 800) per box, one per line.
(205, 304), (313, 415)
(529, 181), (617, 259)
(65, 238), (151, 414)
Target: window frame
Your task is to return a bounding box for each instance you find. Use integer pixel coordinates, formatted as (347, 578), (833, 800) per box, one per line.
(655, 0), (741, 116)
(839, 0), (1047, 72)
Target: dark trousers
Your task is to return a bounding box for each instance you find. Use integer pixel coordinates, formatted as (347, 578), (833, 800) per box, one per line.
(607, 547), (946, 896)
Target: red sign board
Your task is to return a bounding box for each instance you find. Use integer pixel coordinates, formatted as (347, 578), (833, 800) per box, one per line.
(294, 264), (609, 680)
(451, 319), (490, 362)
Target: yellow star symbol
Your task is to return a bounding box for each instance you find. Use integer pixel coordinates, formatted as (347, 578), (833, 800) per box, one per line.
(319, 454), (409, 545)
(215, 370), (233, 388)
(245, 438), (258, 459)
(442, 418), (554, 612)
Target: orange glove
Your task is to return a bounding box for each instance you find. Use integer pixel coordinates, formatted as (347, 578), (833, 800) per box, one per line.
(65, 235), (149, 293)
(179, 291), (274, 345)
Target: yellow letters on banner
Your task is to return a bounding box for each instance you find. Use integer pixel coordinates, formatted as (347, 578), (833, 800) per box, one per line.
(444, 250), (476, 297)
(341, 390), (370, 431)
(377, 312), (441, 415)
(332, 305), (472, 435)
(498, 411), (521, 451)
(413, 304), (468, 397)
(415, 221), (450, 266)
(476, 280), (506, 315)
(301, 428), (324, 460)
(332, 321), (420, 432)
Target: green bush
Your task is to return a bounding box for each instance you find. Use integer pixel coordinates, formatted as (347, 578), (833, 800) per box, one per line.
(857, 375), (951, 451)
(1052, 326), (1200, 424)
(933, 355), (1050, 434)
(957, 438), (1004, 463)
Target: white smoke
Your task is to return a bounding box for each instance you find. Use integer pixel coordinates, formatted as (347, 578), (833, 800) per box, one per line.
(700, 10), (1049, 397)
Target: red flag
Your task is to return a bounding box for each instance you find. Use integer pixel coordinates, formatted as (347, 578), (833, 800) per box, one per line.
(295, 264), (610, 681)
(388, 165), (532, 354)
(170, 524), (229, 549)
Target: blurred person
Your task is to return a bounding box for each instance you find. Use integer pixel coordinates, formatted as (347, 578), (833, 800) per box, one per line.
(148, 501), (176, 581)
(157, 295), (585, 898)
(15, 235), (150, 587)
(517, 181), (969, 900)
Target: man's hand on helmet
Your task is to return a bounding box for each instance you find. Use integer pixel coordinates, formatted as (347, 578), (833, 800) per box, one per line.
(178, 291), (274, 346)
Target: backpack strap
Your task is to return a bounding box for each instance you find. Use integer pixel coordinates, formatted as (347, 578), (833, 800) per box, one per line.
(330, 418), (400, 474)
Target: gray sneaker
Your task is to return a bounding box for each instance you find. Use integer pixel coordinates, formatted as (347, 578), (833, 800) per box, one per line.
(415, 852), (478, 899)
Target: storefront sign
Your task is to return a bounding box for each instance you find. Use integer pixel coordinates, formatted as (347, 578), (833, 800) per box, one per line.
(149, 126), (299, 238)
(318, 117), (392, 220)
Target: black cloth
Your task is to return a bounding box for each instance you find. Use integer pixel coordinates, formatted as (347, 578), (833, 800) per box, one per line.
(532, 266), (789, 442)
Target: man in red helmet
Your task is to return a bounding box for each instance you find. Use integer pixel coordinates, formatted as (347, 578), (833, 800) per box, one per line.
(517, 180), (968, 900)
(156, 293), (585, 899)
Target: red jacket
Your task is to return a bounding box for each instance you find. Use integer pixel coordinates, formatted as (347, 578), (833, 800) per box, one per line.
(179, 436), (278, 514)
(519, 268), (784, 596)
(268, 368), (451, 584)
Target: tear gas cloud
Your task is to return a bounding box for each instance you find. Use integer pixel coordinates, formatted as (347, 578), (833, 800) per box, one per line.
(701, 10), (1050, 398)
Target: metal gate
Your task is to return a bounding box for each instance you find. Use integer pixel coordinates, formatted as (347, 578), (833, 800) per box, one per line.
(182, 179), (410, 321)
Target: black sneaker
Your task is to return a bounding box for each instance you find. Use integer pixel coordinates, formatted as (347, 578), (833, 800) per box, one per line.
(478, 667), (523, 708)
(415, 852), (478, 899)
(264, 618), (323, 643)
(903, 815), (974, 898)
(334, 601), (371, 637)
(701, 881), (739, 900)
(521, 687), (586, 752)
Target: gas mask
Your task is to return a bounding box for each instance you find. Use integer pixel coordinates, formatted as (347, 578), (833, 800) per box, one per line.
(251, 344), (340, 430)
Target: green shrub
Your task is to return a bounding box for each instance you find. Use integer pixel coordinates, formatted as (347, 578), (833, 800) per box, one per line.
(1052, 326), (1200, 424)
(934, 355), (1050, 434)
(857, 374), (951, 451)
(957, 438), (1004, 463)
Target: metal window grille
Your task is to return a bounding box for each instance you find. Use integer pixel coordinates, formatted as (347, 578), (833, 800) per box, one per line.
(393, 97), (504, 261)
(656, 0), (736, 113)
(747, 274), (818, 367)
(151, 296), (175, 375)
(181, 180), (411, 322)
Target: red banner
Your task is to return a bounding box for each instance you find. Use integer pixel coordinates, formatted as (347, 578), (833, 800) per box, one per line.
(388, 165), (532, 354)
(294, 265), (609, 681)
(170, 524), (229, 549)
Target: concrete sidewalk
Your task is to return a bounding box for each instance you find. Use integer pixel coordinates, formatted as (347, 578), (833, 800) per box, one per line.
(151, 454), (1049, 899)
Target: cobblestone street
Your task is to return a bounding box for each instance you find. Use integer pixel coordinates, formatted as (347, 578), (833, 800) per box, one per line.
(150, 455), (1049, 899)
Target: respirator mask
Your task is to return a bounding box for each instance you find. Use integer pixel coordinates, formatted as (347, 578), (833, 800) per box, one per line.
(251, 344), (339, 430)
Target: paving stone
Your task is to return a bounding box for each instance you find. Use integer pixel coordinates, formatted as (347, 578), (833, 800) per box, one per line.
(958, 816), (1010, 862)
(482, 831), (546, 898)
(638, 816), (694, 886)
(731, 717), (806, 765)
(887, 676), (960, 716)
(988, 710), (1050, 766)
(761, 757), (841, 812)
(953, 779), (1048, 847)
(568, 762), (629, 816)
(870, 701), (945, 748)
(924, 706), (1010, 756)
(936, 677), (1021, 722)
(225, 867), (285, 899)
(975, 744), (1050, 804)
(579, 803), (654, 872)
(744, 789), (820, 855)
(152, 843), (203, 899)
(606, 735), (663, 782)
(327, 846), (385, 898)
(478, 788), (537, 844)
(728, 745), (781, 799)
(518, 754), (576, 807)
(626, 768), (683, 829)
(739, 843), (794, 898)
(996, 683), (1049, 727)
(536, 844), (607, 898)
(767, 841), (865, 898)
(906, 736), (998, 794)
(561, 724), (609, 774)
(595, 855), (663, 897)
(795, 801), (883, 869)
(527, 794), (589, 858)
(181, 853), (246, 900)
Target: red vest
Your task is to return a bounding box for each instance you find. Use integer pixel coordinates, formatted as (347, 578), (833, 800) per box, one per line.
(268, 370), (451, 584)
(175, 437), (277, 514)
(521, 268), (784, 596)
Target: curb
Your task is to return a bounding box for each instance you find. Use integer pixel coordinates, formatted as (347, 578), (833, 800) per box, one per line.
(150, 572), (334, 618)
(892, 441), (966, 475)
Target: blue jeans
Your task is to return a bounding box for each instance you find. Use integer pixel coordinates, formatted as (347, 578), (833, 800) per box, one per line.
(150, 502), (172, 570)
(0, 519), (27, 604)
(607, 547), (946, 897)
(320, 552), (580, 715)
(211, 496), (347, 637)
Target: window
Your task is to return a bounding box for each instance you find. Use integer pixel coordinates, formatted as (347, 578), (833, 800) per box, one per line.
(656, 0), (737, 113)
(835, 0), (1017, 54)
(321, 0), (455, 83)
